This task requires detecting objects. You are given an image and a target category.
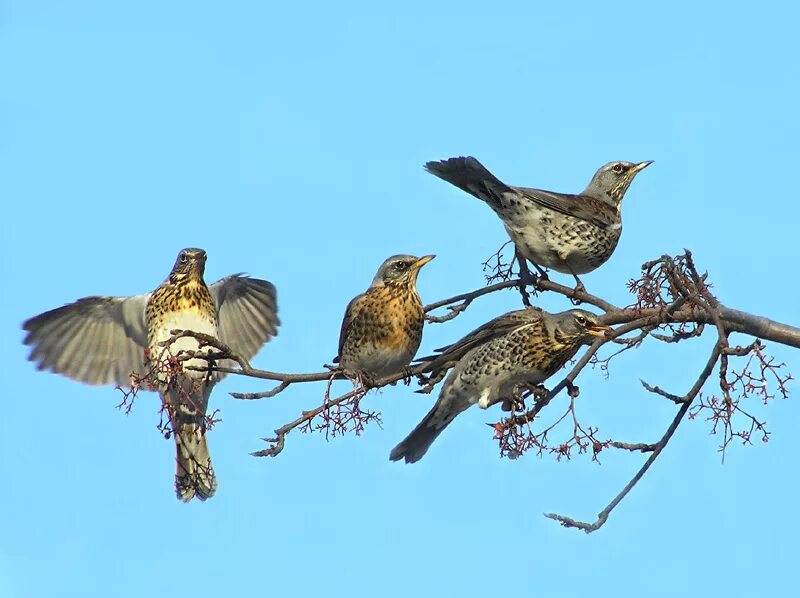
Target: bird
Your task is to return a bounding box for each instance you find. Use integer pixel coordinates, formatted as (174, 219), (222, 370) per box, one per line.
(22, 248), (279, 502)
(424, 156), (652, 287)
(390, 308), (611, 464)
(334, 254), (435, 381)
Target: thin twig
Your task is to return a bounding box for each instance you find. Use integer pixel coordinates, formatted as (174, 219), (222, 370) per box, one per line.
(544, 337), (722, 532)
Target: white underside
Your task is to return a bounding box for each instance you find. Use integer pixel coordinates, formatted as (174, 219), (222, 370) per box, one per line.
(344, 346), (414, 379)
(477, 387), (492, 409)
(150, 311), (218, 378)
(501, 204), (618, 275)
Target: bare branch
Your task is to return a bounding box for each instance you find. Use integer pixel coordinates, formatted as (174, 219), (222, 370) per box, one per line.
(545, 342), (722, 533)
(608, 441), (657, 453)
(639, 380), (687, 404)
(250, 362), (434, 457)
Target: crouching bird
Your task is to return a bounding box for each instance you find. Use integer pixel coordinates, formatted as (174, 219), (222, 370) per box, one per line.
(22, 248), (279, 501)
(390, 308), (610, 464)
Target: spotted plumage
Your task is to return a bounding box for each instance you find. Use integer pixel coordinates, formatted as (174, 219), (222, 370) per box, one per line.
(335, 254), (434, 379)
(22, 248), (280, 502)
(390, 308), (611, 464)
(424, 157), (652, 284)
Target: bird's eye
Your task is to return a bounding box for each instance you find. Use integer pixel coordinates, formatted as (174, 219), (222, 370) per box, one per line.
(179, 253), (188, 263)
(612, 163), (624, 174)
(394, 261), (409, 271)
(575, 315), (587, 326)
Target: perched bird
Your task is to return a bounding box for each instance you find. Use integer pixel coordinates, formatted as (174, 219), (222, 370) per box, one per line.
(22, 248), (279, 502)
(424, 157), (652, 286)
(390, 308), (610, 464)
(335, 254), (434, 380)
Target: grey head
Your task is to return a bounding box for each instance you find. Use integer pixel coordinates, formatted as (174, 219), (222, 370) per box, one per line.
(369, 254), (436, 288)
(545, 309), (612, 346)
(582, 160), (653, 204)
(168, 247), (207, 283)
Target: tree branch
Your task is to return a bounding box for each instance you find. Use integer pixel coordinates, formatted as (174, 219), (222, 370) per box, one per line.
(545, 342), (722, 533)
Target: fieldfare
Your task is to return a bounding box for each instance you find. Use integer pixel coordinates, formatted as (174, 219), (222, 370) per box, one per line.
(390, 308), (610, 463)
(22, 248), (279, 502)
(424, 157), (652, 286)
(334, 254), (434, 380)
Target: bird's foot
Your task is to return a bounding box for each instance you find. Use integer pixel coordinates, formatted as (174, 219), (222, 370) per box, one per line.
(414, 368), (448, 394)
(516, 254), (548, 283)
(531, 264), (549, 281)
(569, 278), (586, 305)
(512, 252), (541, 307)
(340, 369), (375, 391)
(401, 367), (414, 386)
(501, 396), (526, 412)
(356, 371), (377, 389)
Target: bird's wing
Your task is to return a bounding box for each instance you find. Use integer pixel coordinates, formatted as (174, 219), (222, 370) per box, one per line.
(22, 294), (151, 387)
(416, 308), (543, 373)
(514, 187), (617, 229)
(334, 292), (366, 362)
(210, 275), (279, 378)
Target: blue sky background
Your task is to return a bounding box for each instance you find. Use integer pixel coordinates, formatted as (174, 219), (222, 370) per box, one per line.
(2, 1), (799, 596)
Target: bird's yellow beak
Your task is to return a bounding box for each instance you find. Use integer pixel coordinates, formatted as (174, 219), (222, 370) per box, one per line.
(413, 255), (436, 269)
(630, 160), (653, 174)
(587, 324), (613, 338)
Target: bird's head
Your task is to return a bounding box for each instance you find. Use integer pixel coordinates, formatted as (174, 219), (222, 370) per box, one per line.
(169, 248), (207, 283)
(370, 254), (435, 289)
(584, 160), (652, 205)
(553, 309), (612, 346)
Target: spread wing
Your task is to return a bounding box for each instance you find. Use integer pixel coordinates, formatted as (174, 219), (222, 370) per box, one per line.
(514, 187), (617, 229)
(22, 294), (150, 387)
(334, 292), (366, 362)
(416, 308), (544, 376)
(210, 275), (279, 377)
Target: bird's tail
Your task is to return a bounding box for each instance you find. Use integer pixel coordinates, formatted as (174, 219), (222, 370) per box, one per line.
(389, 414), (445, 464)
(390, 394), (468, 464)
(174, 422), (217, 502)
(424, 156), (514, 210)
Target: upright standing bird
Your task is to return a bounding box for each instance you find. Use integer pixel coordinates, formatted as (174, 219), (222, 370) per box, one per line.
(390, 308), (610, 464)
(22, 248), (279, 501)
(424, 157), (652, 286)
(335, 254), (434, 380)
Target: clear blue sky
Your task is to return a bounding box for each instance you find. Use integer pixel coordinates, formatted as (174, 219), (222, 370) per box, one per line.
(2, 2), (799, 596)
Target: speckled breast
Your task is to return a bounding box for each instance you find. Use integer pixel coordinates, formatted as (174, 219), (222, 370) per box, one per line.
(146, 281), (219, 381)
(504, 212), (621, 275)
(342, 285), (425, 377)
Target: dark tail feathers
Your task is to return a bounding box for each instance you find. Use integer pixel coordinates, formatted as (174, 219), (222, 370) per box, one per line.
(424, 156), (513, 209)
(389, 414), (445, 464)
(390, 398), (463, 464)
